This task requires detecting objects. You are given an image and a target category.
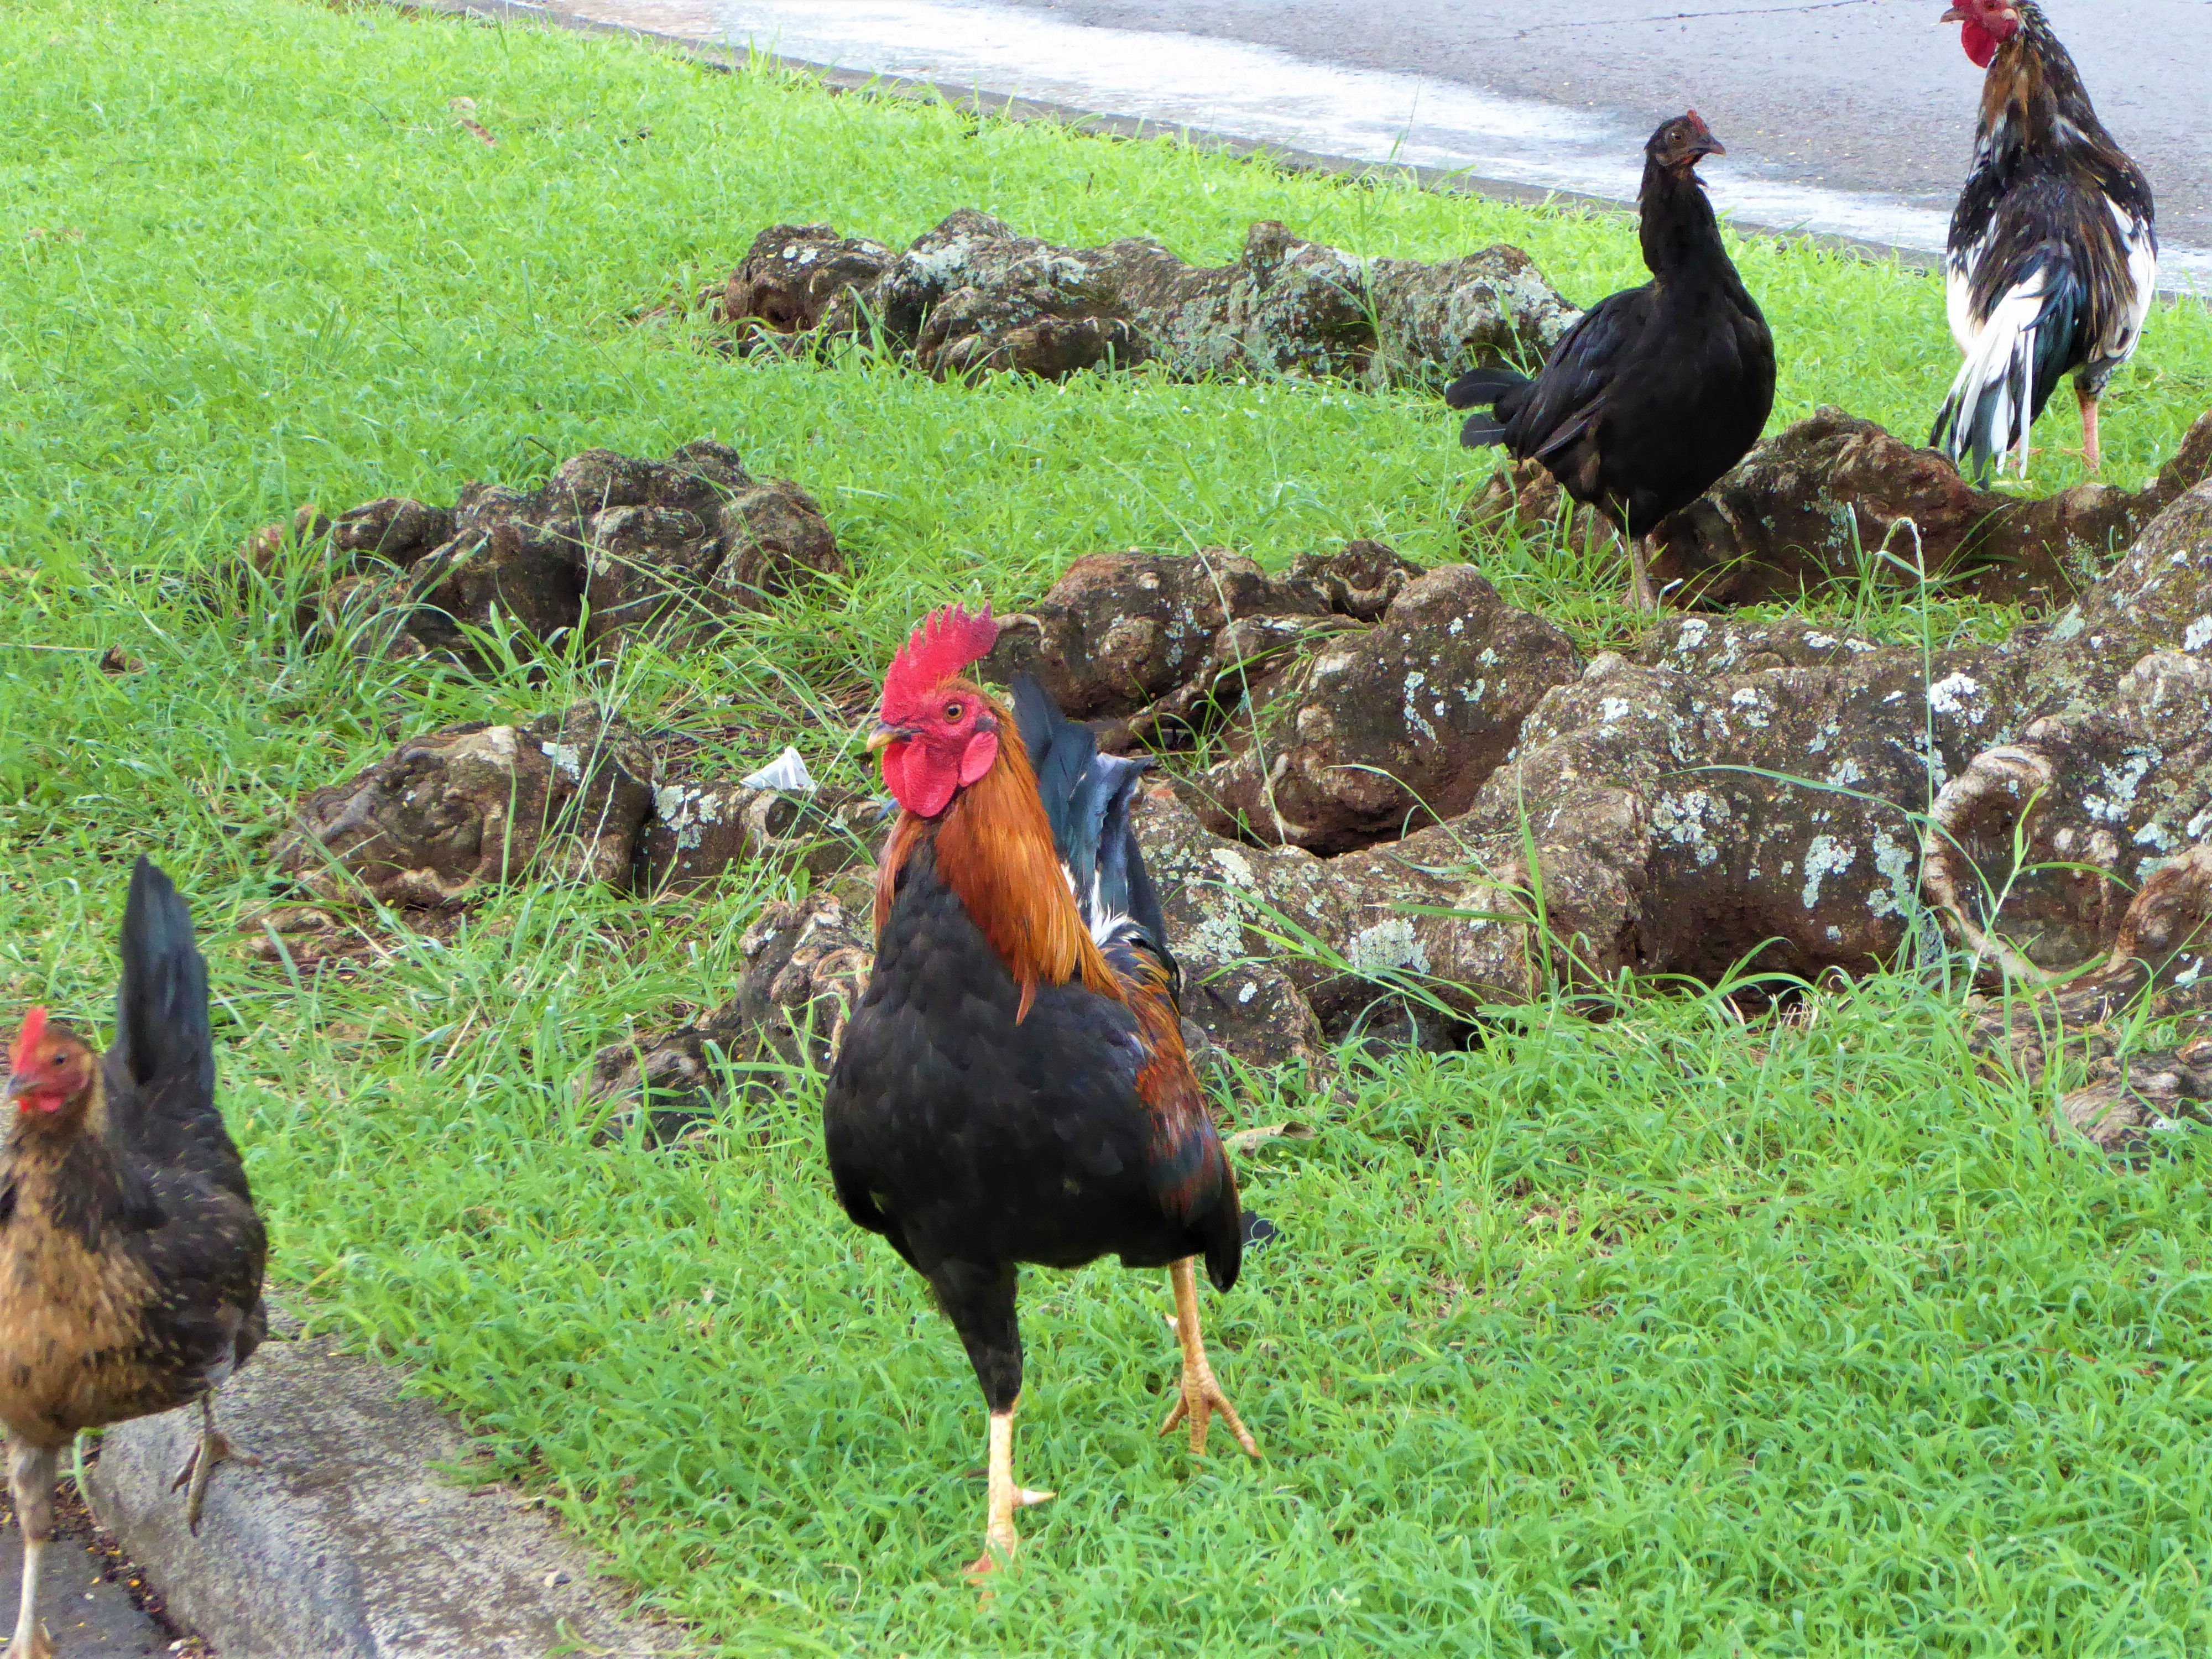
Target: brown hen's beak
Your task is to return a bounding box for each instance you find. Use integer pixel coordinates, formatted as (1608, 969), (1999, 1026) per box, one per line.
(866, 720), (907, 755)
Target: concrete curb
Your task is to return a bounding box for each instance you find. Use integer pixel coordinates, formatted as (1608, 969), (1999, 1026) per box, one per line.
(85, 1322), (684, 1659)
(381, 0), (1953, 278)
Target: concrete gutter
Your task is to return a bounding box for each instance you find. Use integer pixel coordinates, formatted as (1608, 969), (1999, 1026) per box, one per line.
(384, 0), (1950, 278)
(84, 1315), (685, 1659)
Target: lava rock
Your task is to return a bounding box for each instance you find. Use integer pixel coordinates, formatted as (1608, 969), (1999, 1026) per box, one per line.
(2053, 1039), (2212, 1159)
(706, 208), (1578, 387)
(640, 781), (889, 894)
(1193, 565), (1582, 853)
(1467, 407), (2212, 612)
(273, 705), (656, 907)
(238, 442), (843, 666)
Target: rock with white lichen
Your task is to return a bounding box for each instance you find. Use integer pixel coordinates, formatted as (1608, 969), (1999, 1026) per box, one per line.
(238, 442), (844, 666)
(693, 209), (1581, 387)
(1467, 406), (2212, 611)
(272, 704), (656, 906)
(1191, 564), (1583, 854)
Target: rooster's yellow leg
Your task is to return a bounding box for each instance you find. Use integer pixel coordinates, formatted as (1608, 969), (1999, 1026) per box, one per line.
(962, 1403), (1054, 1585)
(7, 1439), (58, 1659)
(1157, 1258), (1260, 1459)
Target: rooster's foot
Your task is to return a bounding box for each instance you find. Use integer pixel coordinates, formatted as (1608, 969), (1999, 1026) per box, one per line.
(7, 1623), (54, 1659)
(963, 1407), (1053, 1592)
(1159, 1258), (1261, 1459)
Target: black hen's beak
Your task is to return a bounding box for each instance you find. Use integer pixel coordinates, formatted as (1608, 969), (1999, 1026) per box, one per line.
(1684, 110), (1725, 163)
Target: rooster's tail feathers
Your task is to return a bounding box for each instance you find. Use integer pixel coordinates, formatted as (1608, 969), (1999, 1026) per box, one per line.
(1931, 257), (2083, 481)
(115, 855), (213, 1102)
(1010, 676), (1179, 991)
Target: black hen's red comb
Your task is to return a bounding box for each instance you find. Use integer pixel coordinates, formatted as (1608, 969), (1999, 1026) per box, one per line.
(881, 603), (998, 719)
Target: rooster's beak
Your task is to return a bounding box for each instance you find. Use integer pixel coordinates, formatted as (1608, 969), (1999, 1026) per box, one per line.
(1940, 3), (1968, 18)
(866, 720), (907, 755)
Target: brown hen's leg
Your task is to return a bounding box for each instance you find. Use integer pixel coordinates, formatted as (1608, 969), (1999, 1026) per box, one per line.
(7, 1438), (58, 1659)
(2076, 383), (2104, 473)
(964, 1404), (1055, 1586)
(170, 1392), (259, 1536)
(1159, 1258), (1260, 1458)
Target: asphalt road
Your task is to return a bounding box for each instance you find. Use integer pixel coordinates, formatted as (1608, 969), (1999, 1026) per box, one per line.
(555, 0), (2211, 280)
(990, 0), (2211, 253)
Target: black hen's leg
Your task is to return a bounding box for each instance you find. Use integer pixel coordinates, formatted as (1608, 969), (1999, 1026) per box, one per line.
(1630, 532), (1661, 613)
(929, 1259), (1053, 1584)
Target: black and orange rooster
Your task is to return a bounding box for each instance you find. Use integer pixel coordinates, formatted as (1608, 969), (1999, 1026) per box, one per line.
(1445, 112), (1775, 611)
(3, 859), (265, 1659)
(824, 604), (1256, 1583)
(1931, 0), (2157, 478)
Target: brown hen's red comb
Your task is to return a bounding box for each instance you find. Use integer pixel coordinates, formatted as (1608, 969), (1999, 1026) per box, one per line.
(881, 603), (998, 719)
(11, 1005), (48, 1072)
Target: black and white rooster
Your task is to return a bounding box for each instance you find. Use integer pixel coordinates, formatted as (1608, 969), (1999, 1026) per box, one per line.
(1931, 0), (2157, 479)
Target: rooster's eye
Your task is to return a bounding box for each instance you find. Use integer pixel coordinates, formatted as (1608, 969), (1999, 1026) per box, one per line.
(943, 702), (963, 722)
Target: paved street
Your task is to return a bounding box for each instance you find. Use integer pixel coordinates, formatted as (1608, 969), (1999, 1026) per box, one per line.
(544, 0), (2211, 281)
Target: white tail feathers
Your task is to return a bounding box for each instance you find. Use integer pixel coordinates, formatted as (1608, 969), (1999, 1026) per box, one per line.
(1937, 274), (2051, 479)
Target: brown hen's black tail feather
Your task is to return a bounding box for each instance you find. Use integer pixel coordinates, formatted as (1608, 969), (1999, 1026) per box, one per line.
(116, 855), (212, 1103)
(111, 855), (250, 1204)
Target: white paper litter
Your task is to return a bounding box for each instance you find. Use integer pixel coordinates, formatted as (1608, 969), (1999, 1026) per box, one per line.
(740, 746), (818, 794)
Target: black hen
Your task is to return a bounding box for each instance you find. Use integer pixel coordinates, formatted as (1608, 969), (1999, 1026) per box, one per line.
(1929, 0), (2156, 479)
(824, 607), (1253, 1588)
(1445, 111), (1776, 609)
(4, 859), (266, 1659)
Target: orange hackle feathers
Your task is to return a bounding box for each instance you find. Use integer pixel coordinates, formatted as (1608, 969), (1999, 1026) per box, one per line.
(11, 1005), (48, 1073)
(874, 687), (1122, 1019)
(882, 603), (999, 722)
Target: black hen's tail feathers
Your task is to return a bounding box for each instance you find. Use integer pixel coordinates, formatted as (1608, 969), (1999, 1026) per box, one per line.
(1010, 675), (1181, 999)
(1443, 364), (1531, 450)
(1443, 365), (1528, 411)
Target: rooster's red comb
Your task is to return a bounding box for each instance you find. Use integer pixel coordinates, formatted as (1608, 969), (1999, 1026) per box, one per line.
(11, 1005), (49, 1072)
(881, 603), (998, 718)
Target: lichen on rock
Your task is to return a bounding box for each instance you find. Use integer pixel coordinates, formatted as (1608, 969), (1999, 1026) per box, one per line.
(239, 442), (844, 669)
(691, 209), (1579, 388)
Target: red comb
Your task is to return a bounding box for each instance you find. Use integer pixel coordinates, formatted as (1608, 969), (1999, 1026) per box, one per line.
(881, 603), (999, 719)
(11, 1005), (48, 1072)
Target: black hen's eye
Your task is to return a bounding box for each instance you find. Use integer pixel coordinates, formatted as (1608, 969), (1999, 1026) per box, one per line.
(943, 702), (963, 722)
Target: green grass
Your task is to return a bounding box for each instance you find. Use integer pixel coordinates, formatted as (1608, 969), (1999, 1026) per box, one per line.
(6, 0), (2212, 1652)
